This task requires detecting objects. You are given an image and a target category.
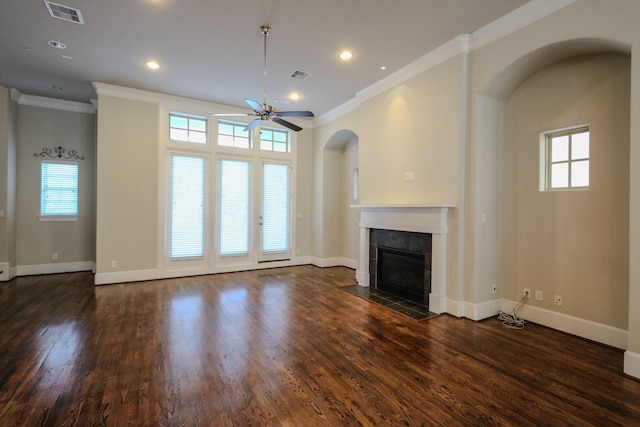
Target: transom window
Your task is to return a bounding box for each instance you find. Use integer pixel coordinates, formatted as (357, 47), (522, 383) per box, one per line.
(218, 120), (251, 149)
(260, 126), (290, 153)
(169, 113), (207, 144)
(541, 126), (590, 190)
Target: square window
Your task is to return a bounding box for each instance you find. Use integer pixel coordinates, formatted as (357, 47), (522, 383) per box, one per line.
(542, 126), (590, 191)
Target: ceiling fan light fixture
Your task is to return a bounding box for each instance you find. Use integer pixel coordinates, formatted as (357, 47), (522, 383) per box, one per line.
(209, 25), (314, 132)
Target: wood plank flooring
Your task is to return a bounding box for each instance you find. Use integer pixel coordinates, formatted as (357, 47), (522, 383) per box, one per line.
(0, 265), (639, 426)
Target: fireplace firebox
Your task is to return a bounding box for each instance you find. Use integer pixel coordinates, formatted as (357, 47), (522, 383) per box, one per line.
(370, 229), (432, 307)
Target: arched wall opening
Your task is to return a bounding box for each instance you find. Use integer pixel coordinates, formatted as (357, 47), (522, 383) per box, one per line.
(320, 129), (359, 266)
(473, 39), (632, 349)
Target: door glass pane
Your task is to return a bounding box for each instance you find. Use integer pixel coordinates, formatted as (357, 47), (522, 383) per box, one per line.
(220, 160), (249, 255)
(263, 163), (289, 254)
(171, 156), (205, 258)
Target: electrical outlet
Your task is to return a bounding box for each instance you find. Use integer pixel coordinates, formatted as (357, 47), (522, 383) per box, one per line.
(535, 290), (543, 301)
(492, 284), (497, 294)
(554, 295), (562, 306)
(524, 288), (531, 298)
(111, 260), (117, 268)
(52, 253), (58, 260)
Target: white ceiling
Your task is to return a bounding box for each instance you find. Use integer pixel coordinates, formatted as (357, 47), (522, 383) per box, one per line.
(0, 0), (530, 117)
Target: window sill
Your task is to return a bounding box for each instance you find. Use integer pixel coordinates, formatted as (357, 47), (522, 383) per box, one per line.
(39, 215), (78, 222)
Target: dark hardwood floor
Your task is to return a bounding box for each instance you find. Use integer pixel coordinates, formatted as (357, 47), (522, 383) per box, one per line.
(0, 266), (639, 426)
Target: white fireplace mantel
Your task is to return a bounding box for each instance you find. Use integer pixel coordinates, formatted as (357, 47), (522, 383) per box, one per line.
(352, 204), (455, 314)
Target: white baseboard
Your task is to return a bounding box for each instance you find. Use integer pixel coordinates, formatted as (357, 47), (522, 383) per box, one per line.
(502, 299), (628, 350)
(0, 262), (11, 281)
(310, 257), (357, 269)
(95, 256), (324, 285)
(465, 298), (502, 321)
(624, 351), (640, 380)
(355, 269), (370, 287)
(17, 261), (94, 277)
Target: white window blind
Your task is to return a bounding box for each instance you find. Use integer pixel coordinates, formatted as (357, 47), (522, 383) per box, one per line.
(41, 162), (78, 216)
(262, 163), (289, 253)
(171, 155), (205, 258)
(220, 159), (249, 255)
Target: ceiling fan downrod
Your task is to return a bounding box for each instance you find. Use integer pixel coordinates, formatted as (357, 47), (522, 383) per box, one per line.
(261, 25), (270, 110)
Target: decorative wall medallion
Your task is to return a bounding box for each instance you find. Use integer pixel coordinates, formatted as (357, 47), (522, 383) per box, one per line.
(34, 145), (85, 160)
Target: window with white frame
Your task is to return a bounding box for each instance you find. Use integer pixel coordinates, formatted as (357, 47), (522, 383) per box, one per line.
(170, 155), (205, 258)
(259, 126), (290, 153)
(169, 113), (207, 143)
(541, 126), (590, 190)
(41, 161), (78, 217)
(218, 120), (251, 149)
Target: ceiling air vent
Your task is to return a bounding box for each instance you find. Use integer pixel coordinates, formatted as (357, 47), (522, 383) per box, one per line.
(289, 70), (310, 81)
(44, 0), (85, 25)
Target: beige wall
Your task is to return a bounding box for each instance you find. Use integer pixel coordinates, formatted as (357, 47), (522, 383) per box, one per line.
(503, 53), (630, 328)
(0, 87), (18, 272)
(95, 96), (158, 273)
(15, 105), (95, 267)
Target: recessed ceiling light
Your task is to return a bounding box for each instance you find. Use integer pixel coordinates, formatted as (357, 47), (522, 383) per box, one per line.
(289, 92), (300, 101)
(48, 40), (67, 49)
(339, 50), (353, 61)
(62, 55), (72, 60)
(379, 66), (387, 71)
(146, 60), (160, 70)
(24, 47), (34, 52)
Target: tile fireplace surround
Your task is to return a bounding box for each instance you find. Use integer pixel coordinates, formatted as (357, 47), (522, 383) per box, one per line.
(352, 204), (454, 314)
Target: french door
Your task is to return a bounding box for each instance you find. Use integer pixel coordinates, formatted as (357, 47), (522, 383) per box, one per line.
(218, 157), (291, 263)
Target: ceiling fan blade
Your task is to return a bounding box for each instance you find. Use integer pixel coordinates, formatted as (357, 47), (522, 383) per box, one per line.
(245, 99), (262, 112)
(272, 118), (303, 132)
(277, 111), (315, 118)
(209, 113), (252, 117)
(244, 119), (261, 132)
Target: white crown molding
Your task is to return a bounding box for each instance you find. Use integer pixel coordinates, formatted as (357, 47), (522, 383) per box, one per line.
(314, 0), (577, 126)
(470, 0), (578, 52)
(355, 35), (468, 105)
(313, 98), (361, 128)
(10, 89), (95, 114)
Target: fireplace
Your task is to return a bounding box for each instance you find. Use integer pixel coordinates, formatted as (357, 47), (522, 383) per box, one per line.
(370, 229), (432, 306)
(353, 204), (452, 314)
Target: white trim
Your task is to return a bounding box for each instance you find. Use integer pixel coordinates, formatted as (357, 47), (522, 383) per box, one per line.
(501, 298), (628, 350)
(310, 256), (356, 269)
(9, 89), (95, 114)
(0, 262), (11, 281)
(356, 36), (467, 105)
(313, 0), (577, 127)
(38, 215), (78, 222)
(464, 299), (502, 321)
(17, 261), (94, 276)
(470, 0), (577, 52)
(95, 256), (316, 285)
(624, 351), (640, 379)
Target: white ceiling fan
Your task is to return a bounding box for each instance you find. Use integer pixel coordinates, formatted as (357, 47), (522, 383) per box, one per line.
(210, 25), (314, 132)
